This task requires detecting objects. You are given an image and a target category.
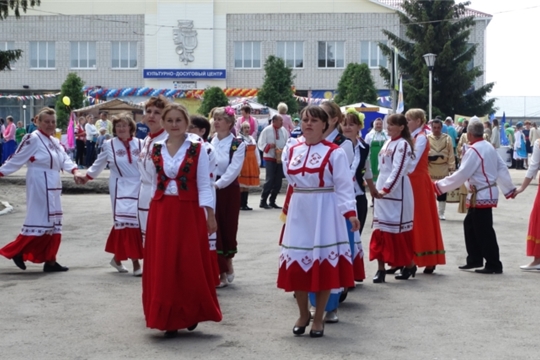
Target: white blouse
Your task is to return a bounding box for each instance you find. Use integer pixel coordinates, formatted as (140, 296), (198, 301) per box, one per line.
(210, 133), (246, 189)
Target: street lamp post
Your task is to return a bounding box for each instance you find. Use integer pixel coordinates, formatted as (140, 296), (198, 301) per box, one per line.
(22, 104), (27, 128)
(423, 53), (437, 121)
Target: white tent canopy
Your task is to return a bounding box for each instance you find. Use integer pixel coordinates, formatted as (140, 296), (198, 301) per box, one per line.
(340, 102), (392, 115)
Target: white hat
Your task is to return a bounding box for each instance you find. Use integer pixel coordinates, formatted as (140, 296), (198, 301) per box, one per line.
(469, 116), (481, 124)
(445, 116), (453, 122)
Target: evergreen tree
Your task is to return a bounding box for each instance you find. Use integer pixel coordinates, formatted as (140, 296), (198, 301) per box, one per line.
(379, 0), (495, 117)
(0, 1), (40, 71)
(198, 87), (230, 116)
(334, 63), (378, 106)
(55, 73), (85, 129)
(257, 55), (298, 114)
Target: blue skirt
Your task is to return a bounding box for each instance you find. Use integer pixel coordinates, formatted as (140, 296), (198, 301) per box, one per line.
(2, 140), (17, 163)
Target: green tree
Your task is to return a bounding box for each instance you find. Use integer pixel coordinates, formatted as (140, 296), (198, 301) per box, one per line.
(1, 1), (41, 71)
(334, 63), (378, 106)
(55, 73), (85, 129)
(379, 0), (495, 117)
(198, 86), (230, 116)
(257, 55), (298, 114)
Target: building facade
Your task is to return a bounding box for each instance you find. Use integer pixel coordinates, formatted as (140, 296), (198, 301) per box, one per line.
(0, 0), (491, 122)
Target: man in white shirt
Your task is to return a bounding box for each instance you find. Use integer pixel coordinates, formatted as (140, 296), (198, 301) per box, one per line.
(257, 115), (289, 209)
(95, 111), (113, 136)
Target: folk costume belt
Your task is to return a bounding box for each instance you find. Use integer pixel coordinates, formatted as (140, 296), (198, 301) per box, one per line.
(293, 187), (334, 193)
(469, 182), (497, 208)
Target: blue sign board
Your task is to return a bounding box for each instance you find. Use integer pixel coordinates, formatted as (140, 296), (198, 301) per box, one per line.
(143, 69), (226, 79)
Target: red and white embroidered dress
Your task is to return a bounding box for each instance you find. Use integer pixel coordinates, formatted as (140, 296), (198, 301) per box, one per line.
(86, 137), (144, 261)
(369, 136), (415, 267)
(277, 140), (357, 292)
(434, 139), (515, 208)
(0, 131), (77, 263)
(137, 129), (168, 239)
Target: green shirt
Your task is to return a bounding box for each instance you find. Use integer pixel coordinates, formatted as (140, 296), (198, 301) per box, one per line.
(15, 127), (26, 144)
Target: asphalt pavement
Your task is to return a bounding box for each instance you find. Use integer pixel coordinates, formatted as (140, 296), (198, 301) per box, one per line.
(0, 169), (538, 359)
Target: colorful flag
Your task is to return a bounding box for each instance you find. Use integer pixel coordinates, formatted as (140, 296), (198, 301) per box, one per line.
(500, 112), (509, 146)
(67, 112), (75, 150)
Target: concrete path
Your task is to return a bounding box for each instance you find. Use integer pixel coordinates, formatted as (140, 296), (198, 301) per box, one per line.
(0, 169), (537, 359)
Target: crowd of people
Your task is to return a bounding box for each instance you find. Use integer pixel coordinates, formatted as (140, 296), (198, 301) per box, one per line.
(0, 98), (539, 339)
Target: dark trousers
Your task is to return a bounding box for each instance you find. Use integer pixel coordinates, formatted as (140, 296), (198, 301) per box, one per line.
(216, 183), (240, 273)
(261, 160), (284, 204)
(76, 139), (86, 166)
(463, 207), (503, 271)
(85, 140), (96, 167)
(356, 194), (368, 235)
(437, 193), (447, 202)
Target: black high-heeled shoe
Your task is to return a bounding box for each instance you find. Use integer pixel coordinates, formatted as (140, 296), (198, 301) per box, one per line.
(373, 270), (386, 283)
(395, 265), (417, 280)
(310, 325), (325, 338)
(187, 323), (198, 331)
(164, 330), (178, 338)
(423, 266), (436, 274)
(293, 318), (311, 335)
(386, 266), (403, 274)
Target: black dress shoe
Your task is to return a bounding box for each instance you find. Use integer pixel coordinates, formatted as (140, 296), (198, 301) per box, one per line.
(164, 330), (178, 338)
(293, 319), (310, 335)
(13, 255), (26, 270)
(240, 206), (253, 211)
(259, 202), (272, 210)
(423, 266), (436, 274)
(373, 270), (386, 283)
(309, 326), (325, 338)
(475, 267), (503, 274)
(395, 265), (417, 280)
(187, 323), (198, 331)
(386, 266), (403, 274)
(458, 263), (483, 270)
(269, 203), (282, 209)
(43, 262), (69, 272)
(338, 288), (348, 303)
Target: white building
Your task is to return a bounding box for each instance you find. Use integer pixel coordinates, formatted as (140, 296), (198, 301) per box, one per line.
(0, 0), (491, 121)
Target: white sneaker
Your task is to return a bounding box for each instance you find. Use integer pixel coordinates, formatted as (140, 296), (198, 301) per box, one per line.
(324, 310), (339, 323)
(439, 214), (446, 220)
(109, 258), (128, 273)
(227, 273), (235, 283)
(133, 268), (143, 277)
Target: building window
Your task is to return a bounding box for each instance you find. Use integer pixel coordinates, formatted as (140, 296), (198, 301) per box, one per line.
(30, 41), (55, 69)
(1, 41), (16, 68)
(111, 41), (137, 69)
(234, 41), (261, 69)
(277, 41), (304, 68)
(318, 41), (344, 68)
(360, 41), (388, 68)
(466, 43), (474, 71)
(71, 42), (96, 69)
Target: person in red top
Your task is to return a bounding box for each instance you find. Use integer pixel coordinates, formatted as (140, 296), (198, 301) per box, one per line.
(2, 116), (17, 163)
(0, 108), (82, 272)
(142, 103), (222, 337)
(398, 108), (446, 274)
(235, 105), (258, 140)
(75, 116), (87, 168)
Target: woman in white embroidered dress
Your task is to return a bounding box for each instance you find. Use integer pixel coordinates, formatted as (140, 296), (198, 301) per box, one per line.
(369, 114), (415, 283)
(277, 105), (360, 338)
(0, 108), (80, 272)
(80, 113), (144, 276)
(137, 95), (169, 241)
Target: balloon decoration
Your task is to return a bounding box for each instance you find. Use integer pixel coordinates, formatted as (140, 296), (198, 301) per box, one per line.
(62, 96), (71, 106)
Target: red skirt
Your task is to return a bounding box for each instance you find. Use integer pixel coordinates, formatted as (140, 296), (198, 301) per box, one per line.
(0, 233), (61, 263)
(526, 185), (540, 257)
(369, 229), (414, 267)
(105, 227), (144, 261)
(209, 242), (220, 287)
(277, 258), (355, 292)
(353, 256), (366, 281)
(143, 196), (222, 331)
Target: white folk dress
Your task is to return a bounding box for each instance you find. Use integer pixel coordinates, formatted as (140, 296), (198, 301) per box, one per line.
(87, 137), (144, 261)
(137, 129), (168, 238)
(277, 140), (356, 292)
(0, 130), (77, 263)
(369, 137), (415, 267)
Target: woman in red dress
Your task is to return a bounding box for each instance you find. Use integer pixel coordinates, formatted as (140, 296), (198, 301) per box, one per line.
(401, 109), (446, 274)
(143, 103), (222, 337)
(515, 138), (540, 270)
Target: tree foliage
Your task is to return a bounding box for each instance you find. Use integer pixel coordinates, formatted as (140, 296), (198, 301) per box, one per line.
(55, 73), (85, 129)
(198, 86), (230, 116)
(0, 1), (41, 71)
(257, 55), (298, 114)
(379, 0), (495, 117)
(334, 63), (378, 106)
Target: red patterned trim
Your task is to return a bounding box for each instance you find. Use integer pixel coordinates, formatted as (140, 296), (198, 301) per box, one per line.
(386, 141), (408, 193)
(263, 157), (276, 162)
(111, 140), (123, 177)
(343, 210), (356, 219)
(86, 174), (94, 180)
(0, 172), (3, 177)
(149, 128), (165, 139)
(264, 144), (272, 153)
(70, 167), (77, 175)
(434, 181), (442, 196)
(468, 146), (493, 199)
(504, 189), (516, 199)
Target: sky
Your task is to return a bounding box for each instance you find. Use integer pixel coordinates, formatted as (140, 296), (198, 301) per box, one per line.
(465, 0), (540, 96)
